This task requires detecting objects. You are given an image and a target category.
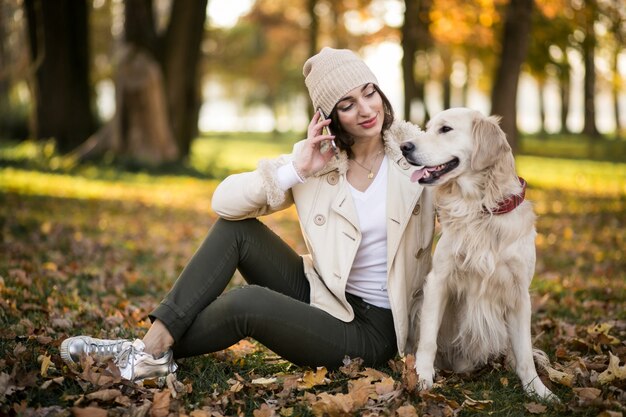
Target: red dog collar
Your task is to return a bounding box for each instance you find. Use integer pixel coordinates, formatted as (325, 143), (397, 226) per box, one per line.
(484, 177), (527, 215)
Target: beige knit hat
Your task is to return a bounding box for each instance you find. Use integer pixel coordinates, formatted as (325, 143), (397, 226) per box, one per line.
(303, 47), (379, 116)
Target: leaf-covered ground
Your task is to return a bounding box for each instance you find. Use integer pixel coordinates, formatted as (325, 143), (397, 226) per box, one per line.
(1, 148), (625, 416)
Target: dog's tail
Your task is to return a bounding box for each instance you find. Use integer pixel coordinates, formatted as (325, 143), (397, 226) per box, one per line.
(532, 348), (552, 371)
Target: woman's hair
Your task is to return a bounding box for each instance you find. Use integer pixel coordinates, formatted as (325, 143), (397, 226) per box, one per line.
(328, 85), (394, 158)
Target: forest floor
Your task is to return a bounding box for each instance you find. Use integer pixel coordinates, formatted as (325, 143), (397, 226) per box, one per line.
(0, 137), (625, 416)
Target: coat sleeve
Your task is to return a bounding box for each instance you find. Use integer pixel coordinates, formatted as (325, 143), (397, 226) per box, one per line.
(211, 152), (296, 220)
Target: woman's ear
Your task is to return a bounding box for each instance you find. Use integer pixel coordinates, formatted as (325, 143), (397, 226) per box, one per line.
(470, 115), (512, 171)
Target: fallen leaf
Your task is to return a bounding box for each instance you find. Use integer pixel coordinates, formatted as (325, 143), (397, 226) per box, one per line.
(310, 392), (354, 417)
(573, 387), (602, 401)
(253, 403), (276, 417)
(298, 367), (327, 390)
(359, 367), (388, 381)
(189, 410), (211, 417)
(524, 402), (547, 414)
(462, 394), (493, 410)
(86, 389), (122, 402)
(546, 365), (574, 387)
(347, 377), (375, 408)
(251, 377), (277, 385)
(598, 352), (626, 385)
(374, 377), (396, 396)
(396, 404), (419, 417)
(596, 411), (623, 417)
(39, 354), (53, 377)
(150, 389), (171, 417)
(71, 406), (108, 417)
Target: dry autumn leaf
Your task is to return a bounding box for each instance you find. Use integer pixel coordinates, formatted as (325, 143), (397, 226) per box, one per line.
(39, 354), (53, 377)
(70, 406), (108, 417)
(253, 403), (277, 417)
(546, 365), (575, 387)
(598, 352), (626, 385)
(395, 404), (419, 417)
(573, 387), (602, 400)
(310, 392), (354, 417)
(150, 389), (171, 417)
(298, 367), (328, 390)
(347, 377), (375, 408)
(86, 388), (122, 402)
(524, 402), (548, 414)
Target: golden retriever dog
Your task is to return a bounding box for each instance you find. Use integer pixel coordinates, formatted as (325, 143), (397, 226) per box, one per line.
(400, 107), (557, 401)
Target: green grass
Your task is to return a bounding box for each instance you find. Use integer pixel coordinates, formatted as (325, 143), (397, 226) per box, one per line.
(0, 133), (625, 416)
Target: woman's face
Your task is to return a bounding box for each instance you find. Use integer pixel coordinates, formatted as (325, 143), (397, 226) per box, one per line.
(335, 83), (384, 141)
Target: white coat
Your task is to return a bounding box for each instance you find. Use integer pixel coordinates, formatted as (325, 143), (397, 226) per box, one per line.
(211, 120), (435, 355)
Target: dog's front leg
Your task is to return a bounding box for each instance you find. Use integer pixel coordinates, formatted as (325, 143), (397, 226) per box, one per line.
(414, 269), (448, 390)
(508, 292), (558, 402)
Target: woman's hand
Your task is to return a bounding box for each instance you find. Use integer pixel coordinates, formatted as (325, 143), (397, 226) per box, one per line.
(293, 111), (336, 178)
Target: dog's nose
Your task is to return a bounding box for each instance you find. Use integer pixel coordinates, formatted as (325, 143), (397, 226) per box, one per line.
(400, 141), (415, 155)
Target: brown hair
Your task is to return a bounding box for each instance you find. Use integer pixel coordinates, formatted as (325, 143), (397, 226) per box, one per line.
(328, 85), (394, 158)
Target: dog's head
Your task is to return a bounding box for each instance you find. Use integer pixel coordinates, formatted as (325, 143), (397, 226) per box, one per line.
(400, 108), (512, 185)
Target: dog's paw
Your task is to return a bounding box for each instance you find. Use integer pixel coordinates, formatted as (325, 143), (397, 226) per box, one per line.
(414, 363), (435, 391)
(526, 379), (560, 403)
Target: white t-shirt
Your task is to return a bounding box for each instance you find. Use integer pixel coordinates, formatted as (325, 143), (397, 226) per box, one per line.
(346, 156), (389, 308)
(276, 156), (390, 309)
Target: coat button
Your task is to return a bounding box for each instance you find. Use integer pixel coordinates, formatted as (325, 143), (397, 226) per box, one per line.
(412, 204), (421, 215)
(327, 172), (339, 185)
(314, 214), (326, 225)
(399, 159), (411, 170)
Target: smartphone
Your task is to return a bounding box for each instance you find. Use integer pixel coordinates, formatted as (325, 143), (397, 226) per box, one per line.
(317, 108), (338, 157)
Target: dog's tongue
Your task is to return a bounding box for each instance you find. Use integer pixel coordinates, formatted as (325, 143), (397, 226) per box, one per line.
(410, 168), (427, 183)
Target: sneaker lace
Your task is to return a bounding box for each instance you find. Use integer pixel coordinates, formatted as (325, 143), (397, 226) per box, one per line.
(86, 340), (128, 356)
(114, 339), (146, 380)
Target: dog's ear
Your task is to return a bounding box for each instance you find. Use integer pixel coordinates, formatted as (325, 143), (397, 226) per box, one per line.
(470, 115), (512, 171)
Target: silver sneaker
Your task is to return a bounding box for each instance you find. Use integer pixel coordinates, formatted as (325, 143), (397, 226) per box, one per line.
(60, 336), (132, 368)
(60, 336), (177, 382)
(114, 339), (178, 381)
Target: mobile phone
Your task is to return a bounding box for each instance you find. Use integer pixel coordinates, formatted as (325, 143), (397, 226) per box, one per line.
(317, 108), (338, 157)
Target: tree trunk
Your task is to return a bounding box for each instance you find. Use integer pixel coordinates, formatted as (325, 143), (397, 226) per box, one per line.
(307, 0), (319, 116)
(24, 0), (95, 152)
(402, 0), (432, 123)
(560, 67), (570, 134)
(401, 0), (419, 121)
(162, 0), (208, 158)
(73, 0), (190, 165)
(611, 46), (622, 138)
(582, 1), (599, 138)
(442, 50), (452, 110)
(537, 77), (546, 134)
(490, 0), (534, 152)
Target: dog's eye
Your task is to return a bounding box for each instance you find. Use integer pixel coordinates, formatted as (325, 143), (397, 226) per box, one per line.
(439, 125), (453, 134)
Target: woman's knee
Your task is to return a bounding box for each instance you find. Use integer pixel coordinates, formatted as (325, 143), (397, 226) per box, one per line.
(215, 285), (272, 316)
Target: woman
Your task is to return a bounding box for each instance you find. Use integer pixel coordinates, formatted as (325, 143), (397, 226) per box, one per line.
(60, 47), (435, 382)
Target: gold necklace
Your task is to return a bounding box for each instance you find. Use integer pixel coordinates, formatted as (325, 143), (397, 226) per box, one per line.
(351, 149), (383, 179)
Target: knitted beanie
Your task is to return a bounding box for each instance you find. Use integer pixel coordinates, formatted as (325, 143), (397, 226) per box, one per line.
(303, 47), (379, 116)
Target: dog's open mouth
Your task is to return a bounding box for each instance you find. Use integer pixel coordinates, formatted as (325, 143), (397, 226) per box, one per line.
(410, 158), (459, 184)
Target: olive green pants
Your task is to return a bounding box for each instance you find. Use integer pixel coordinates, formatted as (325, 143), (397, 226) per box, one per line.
(149, 218), (396, 368)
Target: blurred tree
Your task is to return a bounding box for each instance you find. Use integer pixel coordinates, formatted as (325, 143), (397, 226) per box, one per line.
(598, 0), (625, 138)
(490, 0), (534, 151)
(75, 0), (207, 165)
(0, 0), (31, 140)
(23, 0), (96, 152)
(527, 0), (574, 134)
(580, 0), (600, 137)
(307, 0), (320, 115)
(207, 0), (309, 130)
(401, 0), (432, 122)
(428, 0), (501, 119)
